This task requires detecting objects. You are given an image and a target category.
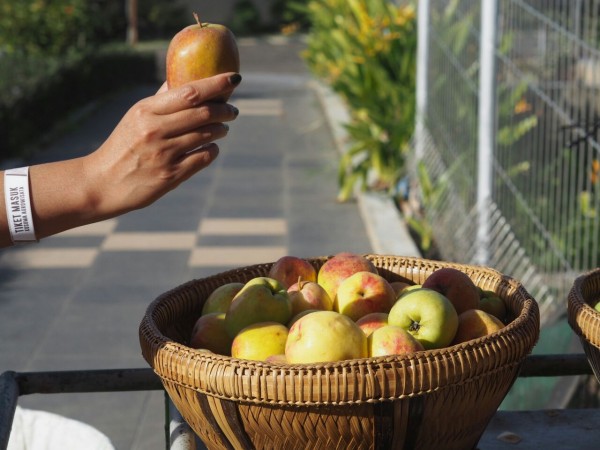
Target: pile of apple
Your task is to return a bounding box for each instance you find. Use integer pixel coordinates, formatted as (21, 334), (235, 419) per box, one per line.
(188, 253), (508, 364)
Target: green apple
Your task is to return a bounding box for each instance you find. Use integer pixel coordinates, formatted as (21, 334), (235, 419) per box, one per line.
(285, 310), (368, 364)
(189, 312), (233, 355)
(368, 325), (425, 357)
(388, 288), (458, 350)
(224, 277), (292, 338)
(268, 255), (317, 289)
(595, 301), (600, 313)
(231, 321), (289, 361)
(201, 282), (244, 315)
(478, 290), (507, 322)
(335, 271), (396, 321)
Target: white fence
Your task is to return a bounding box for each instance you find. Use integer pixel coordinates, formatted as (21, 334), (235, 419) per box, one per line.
(413, 0), (600, 327)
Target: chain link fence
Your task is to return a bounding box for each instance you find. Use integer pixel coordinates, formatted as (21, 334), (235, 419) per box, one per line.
(412, 0), (600, 329)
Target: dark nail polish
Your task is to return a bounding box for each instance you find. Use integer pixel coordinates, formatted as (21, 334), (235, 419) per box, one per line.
(229, 73), (242, 86)
(231, 106), (239, 117)
(223, 123), (230, 132)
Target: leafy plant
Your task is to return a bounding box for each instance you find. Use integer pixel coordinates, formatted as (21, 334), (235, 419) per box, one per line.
(302, 0), (417, 201)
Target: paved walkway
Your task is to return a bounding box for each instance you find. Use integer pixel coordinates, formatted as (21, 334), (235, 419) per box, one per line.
(0, 36), (419, 449)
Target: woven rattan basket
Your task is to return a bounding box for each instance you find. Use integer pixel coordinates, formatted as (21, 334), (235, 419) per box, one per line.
(568, 268), (600, 383)
(139, 255), (540, 450)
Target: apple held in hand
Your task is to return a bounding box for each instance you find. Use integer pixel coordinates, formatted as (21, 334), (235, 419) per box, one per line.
(451, 309), (504, 345)
(189, 312), (232, 355)
(368, 325), (425, 357)
(285, 310), (368, 364)
(317, 252), (378, 302)
(202, 282), (244, 315)
(422, 268), (480, 315)
(224, 277), (292, 338)
(268, 255), (317, 289)
(388, 288), (458, 350)
(231, 322), (289, 361)
(335, 271), (396, 321)
(166, 13), (240, 99)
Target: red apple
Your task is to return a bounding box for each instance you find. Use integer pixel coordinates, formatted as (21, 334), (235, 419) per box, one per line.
(268, 255), (317, 289)
(288, 279), (333, 316)
(317, 252), (378, 302)
(166, 13), (240, 100)
(355, 312), (389, 337)
(189, 312), (232, 355)
(422, 268), (480, 315)
(368, 325), (425, 357)
(335, 271), (396, 321)
(451, 309), (504, 345)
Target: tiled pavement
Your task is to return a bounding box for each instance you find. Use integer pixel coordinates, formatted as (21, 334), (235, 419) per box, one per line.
(0, 36), (381, 449)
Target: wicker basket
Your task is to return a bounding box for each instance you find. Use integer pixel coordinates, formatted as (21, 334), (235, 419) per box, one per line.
(139, 255), (539, 450)
(567, 268), (600, 383)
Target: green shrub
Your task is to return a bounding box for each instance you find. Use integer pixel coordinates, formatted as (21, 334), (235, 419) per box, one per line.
(0, 46), (159, 160)
(302, 0), (417, 201)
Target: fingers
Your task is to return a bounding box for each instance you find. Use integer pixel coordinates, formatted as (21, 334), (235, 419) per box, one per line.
(174, 143), (221, 182)
(167, 123), (231, 157)
(161, 102), (239, 138)
(149, 72), (242, 115)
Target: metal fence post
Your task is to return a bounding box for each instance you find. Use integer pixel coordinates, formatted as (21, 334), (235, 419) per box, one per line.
(415, 0), (430, 162)
(476, 0), (499, 266)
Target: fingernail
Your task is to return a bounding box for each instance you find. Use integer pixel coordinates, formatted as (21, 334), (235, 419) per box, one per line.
(223, 123), (230, 132)
(231, 106), (239, 117)
(229, 73), (242, 86)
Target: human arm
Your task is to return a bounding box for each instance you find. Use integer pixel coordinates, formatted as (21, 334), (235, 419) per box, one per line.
(0, 72), (241, 248)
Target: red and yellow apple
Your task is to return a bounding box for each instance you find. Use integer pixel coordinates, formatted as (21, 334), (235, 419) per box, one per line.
(231, 321), (289, 361)
(355, 312), (389, 337)
(268, 255), (317, 289)
(287, 279), (333, 316)
(224, 277), (292, 338)
(388, 288), (458, 350)
(451, 309), (504, 345)
(422, 267), (480, 315)
(166, 13), (240, 100)
(201, 282), (244, 315)
(334, 271), (396, 321)
(285, 310), (368, 364)
(368, 325), (425, 357)
(189, 312), (232, 355)
(317, 252), (378, 302)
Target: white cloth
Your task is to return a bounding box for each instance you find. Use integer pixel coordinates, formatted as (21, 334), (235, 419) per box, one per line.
(7, 406), (115, 450)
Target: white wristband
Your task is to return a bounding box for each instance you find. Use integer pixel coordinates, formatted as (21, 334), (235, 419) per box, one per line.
(4, 167), (38, 243)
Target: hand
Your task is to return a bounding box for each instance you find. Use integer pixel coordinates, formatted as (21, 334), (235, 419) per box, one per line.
(81, 72), (241, 217)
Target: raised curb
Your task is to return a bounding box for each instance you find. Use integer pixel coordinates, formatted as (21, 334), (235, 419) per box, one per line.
(311, 81), (422, 258)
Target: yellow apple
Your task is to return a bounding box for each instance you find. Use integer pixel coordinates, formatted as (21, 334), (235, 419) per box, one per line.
(285, 310), (367, 364)
(368, 325), (425, 357)
(451, 309), (504, 345)
(231, 322), (289, 361)
(334, 271), (396, 321)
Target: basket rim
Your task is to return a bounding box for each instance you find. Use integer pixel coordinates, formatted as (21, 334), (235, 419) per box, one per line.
(567, 267), (600, 347)
(139, 254), (540, 405)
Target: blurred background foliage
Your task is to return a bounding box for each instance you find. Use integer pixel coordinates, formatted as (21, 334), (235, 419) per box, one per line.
(300, 0), (417, 202)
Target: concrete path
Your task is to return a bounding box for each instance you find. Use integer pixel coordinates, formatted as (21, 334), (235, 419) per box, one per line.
(0, 36), (418, 449)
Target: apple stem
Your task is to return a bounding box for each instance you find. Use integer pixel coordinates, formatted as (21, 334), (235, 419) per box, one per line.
(193, 12), (203, 27)
(297, 276), (305, 289)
